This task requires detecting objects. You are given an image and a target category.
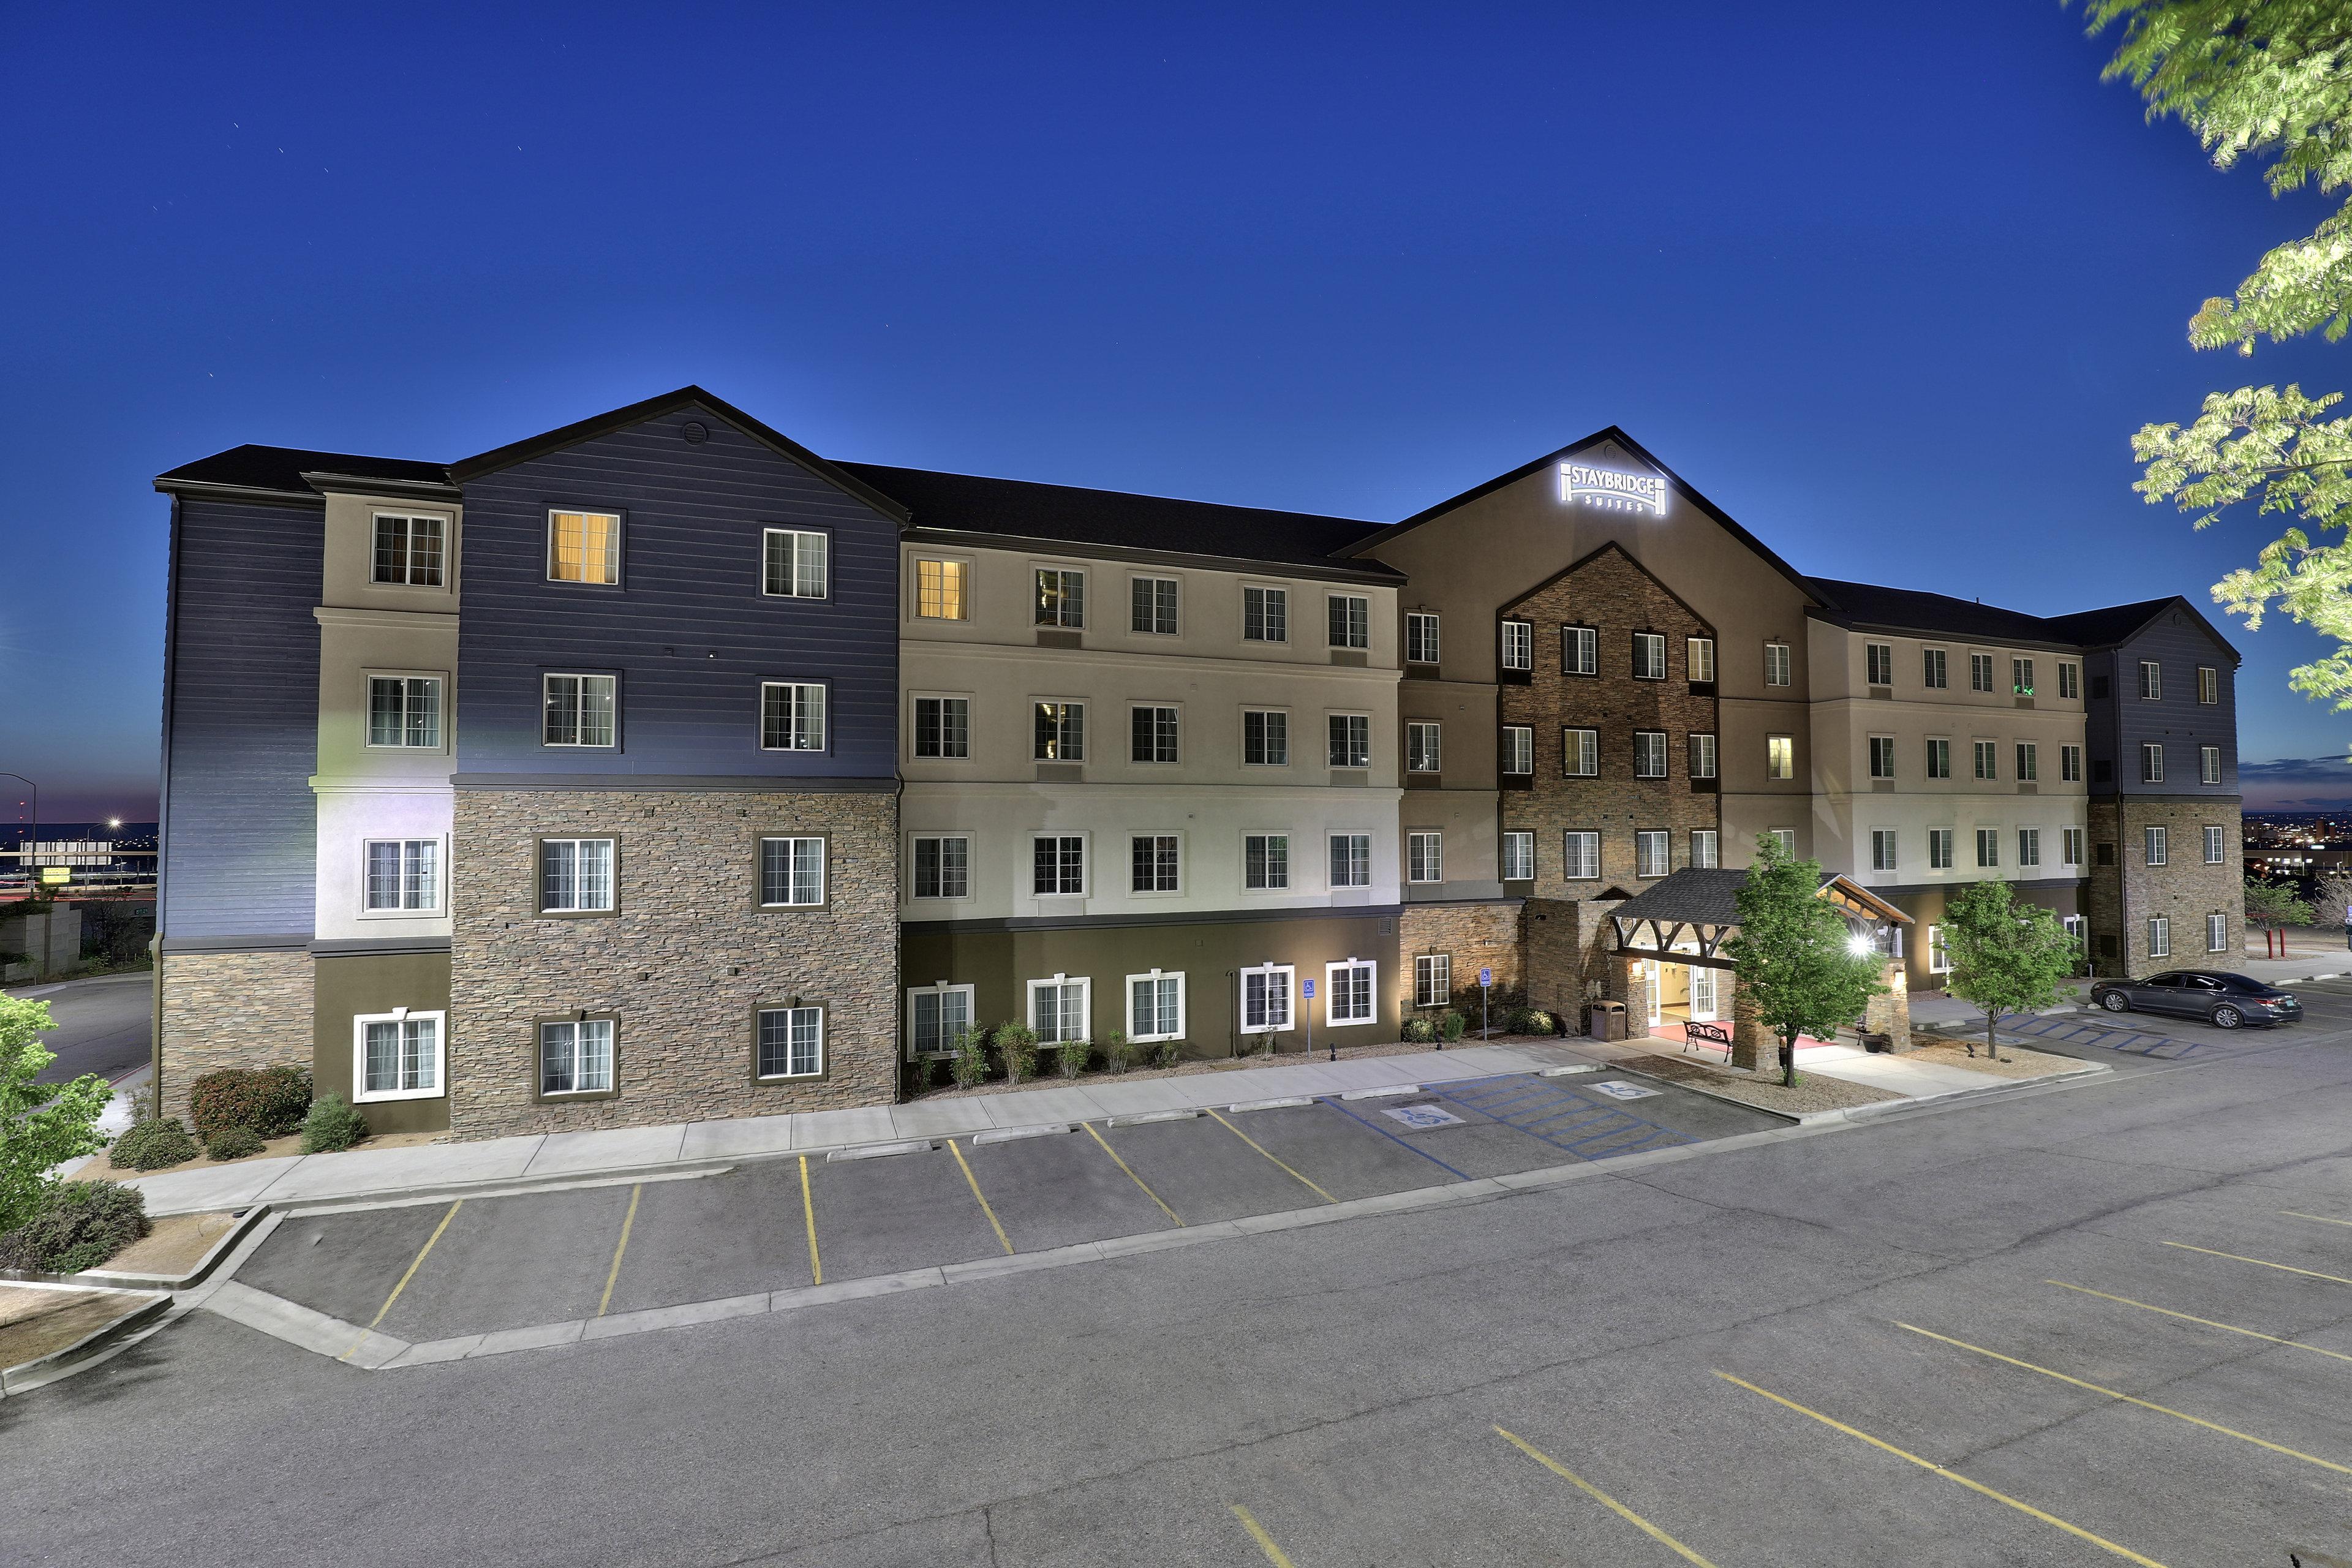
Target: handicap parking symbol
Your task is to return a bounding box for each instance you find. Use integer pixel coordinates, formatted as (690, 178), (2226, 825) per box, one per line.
(1589, 1080), (1660, 1101)
(1381, 1103), (1465, 1130)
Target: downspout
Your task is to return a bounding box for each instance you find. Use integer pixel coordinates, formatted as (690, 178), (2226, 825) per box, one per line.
(150, 492), (183, 1117)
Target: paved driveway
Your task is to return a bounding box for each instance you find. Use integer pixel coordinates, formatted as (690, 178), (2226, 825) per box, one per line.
(21, 972), (150, 1084)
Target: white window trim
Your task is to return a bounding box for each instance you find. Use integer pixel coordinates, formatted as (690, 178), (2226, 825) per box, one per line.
(1240, 581), (1292, 644)
(539, 1019), (617, 1097)
(1327, 832), (1373, 890)
(546, 508), (622, 586)
(1034, 564), (1088, 630)
(911, 554), (973, 622)
(760, 527), (831, 600)
(1632, 729), (1668, 780)
(1928, 827), (1954, 870)
(1031, 832), (1089, 898)
(1631, 631), (1668, 682)
(1327, 593), (1371, 650)
(1502, 830), (1534, 882)
(1563, 624), (1599, 676)
(1240, 707), (1292, 768)
(351, 1008), (445, 1103)
(1406, 830), (1444, 884)
(2203, 826), (2225, 865)
(538, 837), (617, 914)
(908, 692), (975, 763)
(1766, 734), (1795, 782)
(1125, 969), (1187, 1044)
(369, 510), (452, 590)
(357, 835), (447, 919)
(1127, 702), (1183, 766)
(1327, 711), (1373, 770)
(1033, 697), (1088, 763)
(910, 832), (975, 902)
(361, 669), (450, 752)
(1562, 830), (1601, 881)
(1502, 725), (1534, 776)
(760, 680), (829, 753)
(1128, 831), (1185, 898)
(1324, 959), (1378, 1027)
(1927, 925), (1951, 975)
(1026, 973), (1093, 1044)
(1128, 573), (1182, 637)
(1870, 828), (1898, 872)
(1868, 734), (1896, 780)
(1501, 619), (1534, 672)
(1634, 829), (1670, 880)
(754, 1005), (827, 1080)
(1413, 952), (1453, 1009)
(1240, 963), (1295, 1035)
(1562, 727), (1600, 778)
(1242, 831), (1293, 894)
(2147, 916), (2171, 959)
(542, 671), (618, 749)
(1691, 829), (1719, 870)
(1404, 612), (1441, 665)
(905, 982), (977, 1058)
(1406, 721), (1443, 774)
(1687, 636), (1716, 684)
(2207, 913), (2230, 953)
(1764, 641), (1792, 686)
(758, 835), (826, 908)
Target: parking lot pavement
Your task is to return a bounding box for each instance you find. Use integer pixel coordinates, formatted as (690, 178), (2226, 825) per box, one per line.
(807, 1146), (1009, 1283)
(959, 1128), (1179, 1251)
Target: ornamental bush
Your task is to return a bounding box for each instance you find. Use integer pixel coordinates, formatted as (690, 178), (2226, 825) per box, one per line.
(1101, 1028), (1137, 1074)
(189, 1065), (312, 1140)
(109, 1117), (199, 1172)
(0, 1180), (150, 1274)
(949, 1027), (990, 1089)
(1151, 1041), (1180, 1070)
(1438, 1010), (1468, 1042)
(203, 1125), (266, 1161)
(992, 1022), (1040, 1085)
(299, 1094), (368, 1155)
(1055, 1039), (1090, 1079)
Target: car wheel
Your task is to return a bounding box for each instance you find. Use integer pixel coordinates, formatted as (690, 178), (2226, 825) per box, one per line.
(2212, 1005), (2242, 1030)
(2100, 991), (2130, 1012)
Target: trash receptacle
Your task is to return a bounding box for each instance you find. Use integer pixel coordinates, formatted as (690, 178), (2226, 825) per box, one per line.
(1586, 1000), (1627, 1041)
(1858, 1030), (1893, 1054)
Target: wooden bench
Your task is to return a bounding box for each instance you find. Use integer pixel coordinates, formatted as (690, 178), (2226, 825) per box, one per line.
(1683, 1020), (1733, 1061)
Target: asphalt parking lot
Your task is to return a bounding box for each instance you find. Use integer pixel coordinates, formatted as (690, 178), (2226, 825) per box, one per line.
(233, 1070), (1779, 1345)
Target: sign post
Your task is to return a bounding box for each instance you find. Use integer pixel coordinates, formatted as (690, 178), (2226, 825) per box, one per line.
(1302, 977), (1322, 1061)
(1479, 967), (1492, 1041)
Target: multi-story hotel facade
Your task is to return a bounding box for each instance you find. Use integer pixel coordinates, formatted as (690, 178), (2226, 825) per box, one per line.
(151, 390), (2244, 1134)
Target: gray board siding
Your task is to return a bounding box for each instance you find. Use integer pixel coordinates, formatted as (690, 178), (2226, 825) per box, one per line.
(2084, 612), (2240, 797)
(455, 408), (901, 781)
(160, 497), (323, 940)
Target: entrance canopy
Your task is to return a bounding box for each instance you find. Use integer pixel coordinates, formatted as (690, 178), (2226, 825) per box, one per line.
(1606, 868), (1912, 970)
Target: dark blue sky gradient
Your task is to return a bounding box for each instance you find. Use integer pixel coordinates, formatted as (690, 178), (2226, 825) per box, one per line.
(4, 2), (2346, 820)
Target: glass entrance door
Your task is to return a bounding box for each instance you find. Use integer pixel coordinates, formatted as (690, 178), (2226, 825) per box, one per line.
(1689, 966), (1718, 1023)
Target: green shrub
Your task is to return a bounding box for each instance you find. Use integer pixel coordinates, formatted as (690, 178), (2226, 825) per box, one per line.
(1524, 1009), (1556, 1036)
(993, 1022), (1040, 1085)
(203, 1125), (266, 1161)
(299, 1093), (368, 1154)
(188, 1065), (312, 1139)
(1101, 1028), (1137, 1074)
(903, 1055), (940, 1097)
(949, 1027), (990, 1089)
(1152, 1041), (1180, 1069)
(1055, 1039), (1090, 1079)
(1401, 1016), (1438, 1044)
(1438, 1010), (1467, 1042)
(108, 1117), (199, 1172)
(0, 1180), (151, 1273)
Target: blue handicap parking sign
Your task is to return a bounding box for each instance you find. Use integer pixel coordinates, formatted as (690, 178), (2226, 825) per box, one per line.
(1302, 978), (1316, 999)
(1479, 967), (1492, 987)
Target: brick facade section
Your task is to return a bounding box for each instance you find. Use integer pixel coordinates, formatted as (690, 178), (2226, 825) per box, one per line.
(157, 949), (315, 1122)
(1501, 543), (1720, 897)
(448, 788), (899, 1139)
(1397, 900), (1525, 1008)
(2086, 796), (2243, 978)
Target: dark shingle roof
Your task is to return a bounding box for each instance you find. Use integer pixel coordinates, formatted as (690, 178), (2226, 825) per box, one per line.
(2038, 598), (2176, 648)
(156, 443), (451, 495)
(1806, 578), (2065, 644)
(1609, 868), (1753, 926)
(836, 462), (1399, 577)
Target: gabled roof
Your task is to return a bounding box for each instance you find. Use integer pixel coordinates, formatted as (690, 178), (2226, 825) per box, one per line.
(1610, 867), (1912, 930)
(1340, 425), (1821, 605)
(836, 461), (1402, 579)
(155, 444), (453, 498)
(2042, 595), (2241, 663)
(1805, 578), (2068, 647)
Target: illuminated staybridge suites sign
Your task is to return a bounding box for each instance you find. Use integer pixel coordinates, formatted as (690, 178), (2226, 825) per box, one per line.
(1558, 461), (1667, 516)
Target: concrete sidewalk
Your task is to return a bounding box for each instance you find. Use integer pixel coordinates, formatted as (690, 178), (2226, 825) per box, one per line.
(120, 1041), (1580, 1216)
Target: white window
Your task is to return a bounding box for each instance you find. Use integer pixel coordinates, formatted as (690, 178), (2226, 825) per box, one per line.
(913, 696), (969, 760)
(1635, 831), (1669, 879)
(1035, 701), (1086, 761)
(1766, 735), (1794, 780)
(548, 509), (620, 585)
(2063, 826), (2084, 868)
(761, 682), (827, 752)
(2018, 827), (2041, 868)
(1501, 726), (1534, 776)
(2207, 913), (2229, 953)
(1562, 727), (1599, 777)
(1243, 709), (1289, 766)
(2147, 916), (2170, 959)
(2064, 914), (2086, 948)
(2061, 744), (2082, 783)
(907, 984), (975, 1056)
(1128, 971), (1185, 1042)
(1928, 926), (1951, 974)
(1329, 833), (1371, 888)
(2144, 826), (2167, 866)
(2139, 660), (2162, 700)
(1501, 620), (1533, 672)
(2197, 665), (2218, 704)
(1871, 829), (1898, 872)
(2203, 825), (2225, 865)
(1033, 834), (1086, 895)
(2059, 661), (2079, 699)
(756, 1006), (825, 1079)
(1563, 831), (1600, 880)
(1028, 975), (1091, 1044)
(2016, 742), (2038, 782)
(1329, 713), (1371, 768)
(1414, 953), (1452, 1008)
(1929, 827), (1954, 869)
(1770, 829), (1798, 856)
(2012, 657), (2035, 696)
(915, 557), (968, 620)
(1036, 568), (1086, 628)
(1973, 740), (1997, 781)
(1406, 612), (1441, 665)
(540, 1019), (616, 1096)
(1131, 576), (1179, 635)
(1691, 829), (1719, 869)
(1923, 648), (1948, 689)
(1765, 641), (1792, 687)
(1407, 722), (1442, 774)
(364, 839), (440, 913)
(1130, 834), (1181, 894)
(1327, 594), (1370, 649)
(1241, 965), (1294, 1033)
(1689, 733), (1717, 780)
(1564, 625), (1598, 676)
(760, 836), (824, 907)
(1243, 585), (1289, 643)
(762, 528), (829, 598)
(1687, 637), (1716, 684)
(1326, 960), (1376, 1025)
(1633, 730), (1667, 779)
(543, 673), (616, 747)
(913, 834), (970, 899)
(1976, 827), (2000, 869)
(1245, 833), (1290, 891)
(1502, 831), (1534, 881)
(2200, 745), (2222, 785)
(372, 513), (446, 587)
(540, 837), (616, 913)
(354, 1009), (442, 1102)
(1631, 632), (1667, 680)
(1970, 652), (1996, 693)
(1926, 738), (1951, 779)
(1866, 643), (1893, 687)
(2141, 742), (2165, 783)
(1408, 831), (1444, 883)
(1868, 736), (1896, 780)
(1130, 704), (1180, 764)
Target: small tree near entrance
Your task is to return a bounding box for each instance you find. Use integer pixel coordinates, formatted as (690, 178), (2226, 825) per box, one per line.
(2244, 877), (2315, 959)
(1940, 881), (2078, 1061)
(1, 992), (115, 1233)
(1724, 835), (1885, 1087)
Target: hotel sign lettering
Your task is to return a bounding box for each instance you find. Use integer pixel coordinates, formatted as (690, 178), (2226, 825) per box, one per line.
(1558, 461), (1666, 516)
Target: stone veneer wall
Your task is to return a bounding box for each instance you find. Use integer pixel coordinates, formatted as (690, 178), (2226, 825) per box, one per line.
(1397, 900), (1525, 1005)
(449, 788), (899, 1139)
(2087, 796), (2243, 979)
(157, 949), (315, 1122)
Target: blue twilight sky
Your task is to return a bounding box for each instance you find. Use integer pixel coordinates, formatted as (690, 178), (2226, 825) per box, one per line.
(4, 2), (2350, 823)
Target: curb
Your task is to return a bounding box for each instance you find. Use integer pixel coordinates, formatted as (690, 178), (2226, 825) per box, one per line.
(1, 1289), (172, 1398)
(1806, 1061), (2114, 1125)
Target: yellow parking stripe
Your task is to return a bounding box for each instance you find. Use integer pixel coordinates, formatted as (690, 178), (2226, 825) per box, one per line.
(2282, 1210), (2352, 1229)
(800, 1155), (823, 1285)
(1207, 1107), (1336, 1204)
(2048, 1281), (2352, 1366)
(1895, 1321), (2352, 1476)
(1227, 1504), (1299, 1567)
(1712, 1371), (2169, 1567)
(2163, 1240), (2352, 1285)
(1084, 1121), (1183, 1226)
(343, 1199), (462, 1359)
(597, 1185), (641, 1316)
(948, 1139), (1015, 1255)
(1493, 1427), (1722, 1567)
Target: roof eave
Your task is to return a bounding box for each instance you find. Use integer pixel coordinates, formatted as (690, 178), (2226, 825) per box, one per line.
(902, 524), (1408, 584)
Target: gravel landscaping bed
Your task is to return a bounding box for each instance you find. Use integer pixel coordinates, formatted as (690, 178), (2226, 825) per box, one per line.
(1622, 1055), (1904, 1115)
(905, 1035), (1561, 1102)
(1904, 1040), (2093, 1079)
(0, 1286), (148, 1370)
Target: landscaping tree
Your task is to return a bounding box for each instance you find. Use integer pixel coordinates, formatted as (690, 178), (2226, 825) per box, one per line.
(0, 992), (114, 1233)
(2087, 4), (2352, 728)
(1941, 881), (2081, 1061)
(1722, 835), (1885, 1087)
(2245, 876), (2316, 957)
